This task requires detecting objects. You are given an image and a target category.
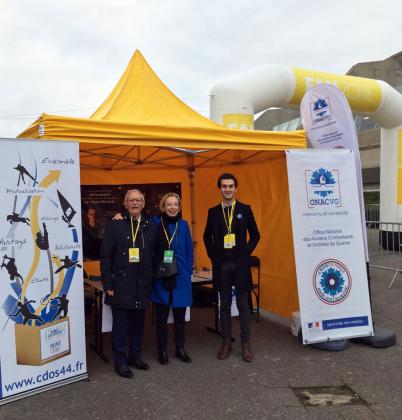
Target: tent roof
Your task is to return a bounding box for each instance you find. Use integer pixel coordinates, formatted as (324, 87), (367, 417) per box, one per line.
(18, 50), (306, 167)
(90, 50), (221, 129)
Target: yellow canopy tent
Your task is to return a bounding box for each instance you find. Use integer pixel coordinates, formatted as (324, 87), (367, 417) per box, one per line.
(19, 50), (306, 318)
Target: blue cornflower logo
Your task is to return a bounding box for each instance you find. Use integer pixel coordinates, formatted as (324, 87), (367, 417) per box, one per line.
(313, 259), (351, 305)
(320, 267), (345, 296)
(310, 168), (336, 197)
(310, 96), (332, 125)
(313, 98), (328, 117)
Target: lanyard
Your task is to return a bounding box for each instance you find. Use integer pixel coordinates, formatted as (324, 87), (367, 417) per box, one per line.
(130, 215), (141, 247)
(221, 201), (236, 233)
(161, 219), (178, 250)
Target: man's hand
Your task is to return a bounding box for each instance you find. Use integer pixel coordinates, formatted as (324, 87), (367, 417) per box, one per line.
(112, 213), (123, 221)
(106, 290), (114, 296)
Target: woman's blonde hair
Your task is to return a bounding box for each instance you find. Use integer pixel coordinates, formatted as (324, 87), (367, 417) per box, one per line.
(159, 192), (182, 213)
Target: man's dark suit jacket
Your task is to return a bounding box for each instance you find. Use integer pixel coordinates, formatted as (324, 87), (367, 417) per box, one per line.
(203, 200), (260, 292)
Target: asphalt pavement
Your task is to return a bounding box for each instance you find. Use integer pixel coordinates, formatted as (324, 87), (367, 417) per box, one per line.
(1, 264), (401, 419)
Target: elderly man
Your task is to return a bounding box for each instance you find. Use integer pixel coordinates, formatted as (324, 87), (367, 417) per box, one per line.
(101, 189), (157, 378)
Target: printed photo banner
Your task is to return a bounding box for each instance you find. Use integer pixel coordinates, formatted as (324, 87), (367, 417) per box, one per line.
(0, 139), (87, 404)
(300, 83), (368, 261)
(286, 149), (373, 344)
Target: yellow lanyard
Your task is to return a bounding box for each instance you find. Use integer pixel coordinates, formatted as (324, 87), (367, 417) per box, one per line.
(130, 215), (141, 247)
(221, 201), (236, 233)
(161, 219), (178, 249)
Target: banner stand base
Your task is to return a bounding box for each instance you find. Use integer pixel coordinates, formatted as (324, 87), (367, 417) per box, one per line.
(0, 373), (88, 406)
(311, 339), (349, 351)
(351, 326), (396, 348)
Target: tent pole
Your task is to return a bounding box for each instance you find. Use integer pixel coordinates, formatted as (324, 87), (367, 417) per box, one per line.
(187, 156), (196, 267)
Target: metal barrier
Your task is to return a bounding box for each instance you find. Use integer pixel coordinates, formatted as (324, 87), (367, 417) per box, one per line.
(364, 204), (380, 222)
(366, 221), (402, 288)
(365, 204), (380, 223)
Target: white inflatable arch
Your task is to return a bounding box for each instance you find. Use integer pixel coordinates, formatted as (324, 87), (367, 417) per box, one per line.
(210, 65), (402, 223)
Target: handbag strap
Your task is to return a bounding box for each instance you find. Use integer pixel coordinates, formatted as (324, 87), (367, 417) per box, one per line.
(171, 221), (179, 252)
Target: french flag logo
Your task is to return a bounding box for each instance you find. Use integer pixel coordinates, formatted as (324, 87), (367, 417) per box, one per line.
(307, 321), (322, 330)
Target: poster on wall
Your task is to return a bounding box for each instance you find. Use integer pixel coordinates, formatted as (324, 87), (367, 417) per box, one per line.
(286, 149), (373, 344)
(81, 183), (182, 219)
(0, 139), (87, 404)
(80, 183), (181, 260)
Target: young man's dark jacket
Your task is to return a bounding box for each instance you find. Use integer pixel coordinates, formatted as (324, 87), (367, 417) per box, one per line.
(203, 200), (260, 292)
(100, 212), (157, 309)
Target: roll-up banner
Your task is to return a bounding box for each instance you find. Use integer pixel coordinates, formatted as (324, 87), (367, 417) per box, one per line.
(286, 149), (373, 344)
(0, 139), (87, 404)
(300, 83), (368, 261)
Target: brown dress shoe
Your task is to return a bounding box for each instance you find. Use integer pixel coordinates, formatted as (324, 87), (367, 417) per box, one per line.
(241, 341), (254, 362)
(217, 339), (232, 360)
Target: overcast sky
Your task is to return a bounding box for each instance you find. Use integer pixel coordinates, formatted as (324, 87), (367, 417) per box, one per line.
(1, 0), (401, 137)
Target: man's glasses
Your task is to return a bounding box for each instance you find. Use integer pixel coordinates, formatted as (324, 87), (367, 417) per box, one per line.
(127, 198), (143, 203)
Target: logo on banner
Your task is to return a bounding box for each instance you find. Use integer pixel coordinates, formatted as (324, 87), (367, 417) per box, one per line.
(306, 168), (341, 207)
(311, 97), (332, 125)
(45, 324), (66, 342)
(307, 321), (322, 331)
(313, 259), (352, 305)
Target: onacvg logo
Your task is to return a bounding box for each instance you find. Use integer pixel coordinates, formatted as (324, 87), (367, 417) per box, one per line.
(313, 259), (351, 305)
(305, 168), (342, 208)
(310, 97), (332, 125)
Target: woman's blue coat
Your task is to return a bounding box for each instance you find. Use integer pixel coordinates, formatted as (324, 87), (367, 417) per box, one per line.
(151, 217), (193, 307)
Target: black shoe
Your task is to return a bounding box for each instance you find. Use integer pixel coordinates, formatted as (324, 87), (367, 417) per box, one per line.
(175, 348), (192, 363)
(128, 359), (150, 371)
(158, 350), (169, 365)
(114, 364), (133, 378)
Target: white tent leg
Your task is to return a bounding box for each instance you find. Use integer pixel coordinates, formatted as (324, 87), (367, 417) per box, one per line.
(188, 157), (196, 267)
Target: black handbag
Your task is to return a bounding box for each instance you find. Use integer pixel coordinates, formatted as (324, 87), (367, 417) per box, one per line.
(155, 255), (178, 279)
(155, 255), (178, 290)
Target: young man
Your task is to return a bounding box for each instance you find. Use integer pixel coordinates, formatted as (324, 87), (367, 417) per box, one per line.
(101, 189), (157, 378)
(203, 173), (260, 362)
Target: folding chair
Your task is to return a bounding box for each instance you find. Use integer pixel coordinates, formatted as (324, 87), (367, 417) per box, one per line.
(248, 255), (261, 322)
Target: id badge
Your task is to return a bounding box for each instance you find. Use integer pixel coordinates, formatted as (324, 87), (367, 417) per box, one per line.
(163, 250), (174, 263)
(224, 234), (236, 249)
(129, 247), (140, 263)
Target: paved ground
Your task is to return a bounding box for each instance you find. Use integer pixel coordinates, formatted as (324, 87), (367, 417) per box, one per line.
(1, 264), (401, 419)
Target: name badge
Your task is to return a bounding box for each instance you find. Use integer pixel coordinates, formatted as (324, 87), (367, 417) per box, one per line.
(129, 247), (140, 263)
(224, 233), (236, 249)
(163, 250), (174, 263)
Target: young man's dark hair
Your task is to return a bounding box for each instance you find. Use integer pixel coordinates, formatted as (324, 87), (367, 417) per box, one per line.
(217, 173), (238, 188)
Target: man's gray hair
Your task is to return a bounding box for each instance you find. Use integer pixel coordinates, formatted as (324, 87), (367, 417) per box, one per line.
(124, 189), (145, 202)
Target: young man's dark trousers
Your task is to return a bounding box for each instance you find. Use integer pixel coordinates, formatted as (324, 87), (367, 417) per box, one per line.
(219, 260), (251, 342)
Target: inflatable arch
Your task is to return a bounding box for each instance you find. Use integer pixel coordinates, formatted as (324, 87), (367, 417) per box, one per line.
(210, 65), (402, 224)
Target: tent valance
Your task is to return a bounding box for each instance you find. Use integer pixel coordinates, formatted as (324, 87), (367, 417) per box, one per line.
(19, 112), (305, 152)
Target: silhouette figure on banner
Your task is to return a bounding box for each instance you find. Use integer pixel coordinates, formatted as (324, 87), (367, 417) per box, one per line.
(57, 190), (76, 228)
(51, 294), (69, 322)
(12, 301), (45, 325)
(35, 223), (49, 250)
(14, 164), (35, 184)
(6, 212), (30, 226)
(1, 255), (24, 284)
(54, 256), (82, 274)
